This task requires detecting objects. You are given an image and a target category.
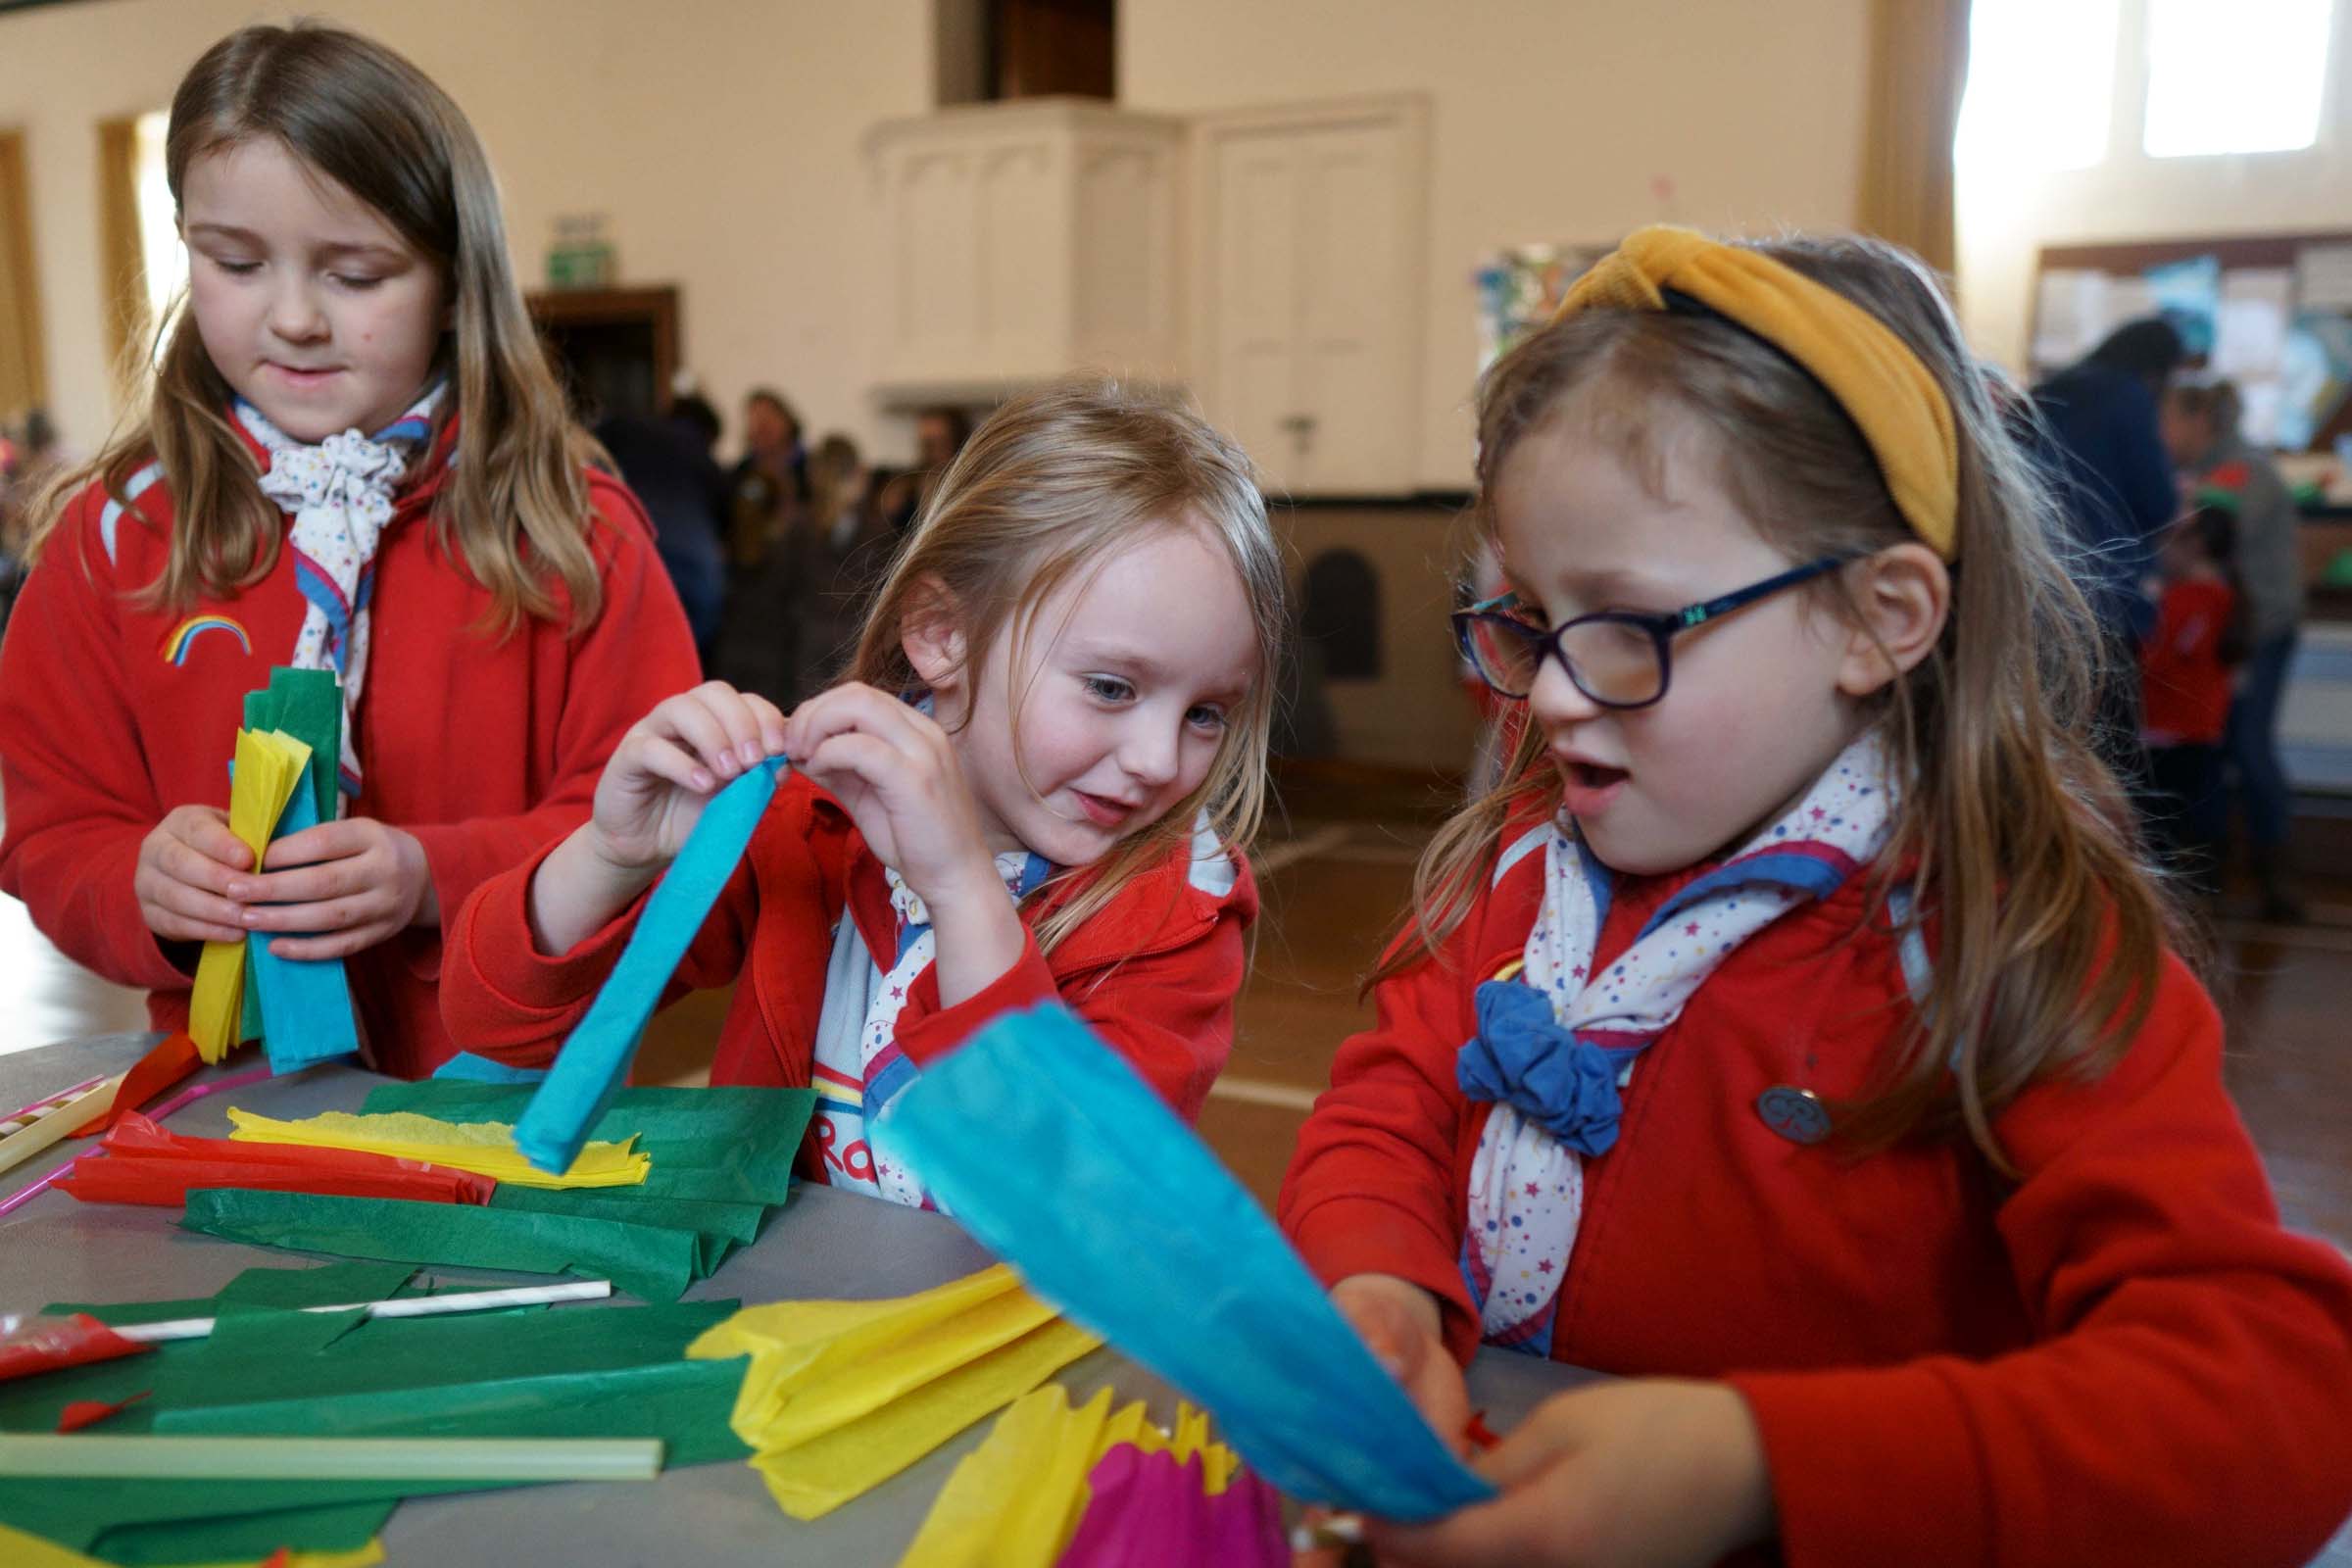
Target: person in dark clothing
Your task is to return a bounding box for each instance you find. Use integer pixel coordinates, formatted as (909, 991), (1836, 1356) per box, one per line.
(728, 388), (808, 569)
(879, 405), (973, 535)
(593, 406), (728, 660)
(667, 392), (721, 452)
(2032, 317), (2186, 791)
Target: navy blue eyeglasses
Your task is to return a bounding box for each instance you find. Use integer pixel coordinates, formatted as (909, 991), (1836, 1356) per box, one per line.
(1451, 556), (1846, 709)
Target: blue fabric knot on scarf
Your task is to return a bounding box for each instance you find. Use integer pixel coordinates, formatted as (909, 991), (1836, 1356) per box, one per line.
(1456, 980), (1623, 1155)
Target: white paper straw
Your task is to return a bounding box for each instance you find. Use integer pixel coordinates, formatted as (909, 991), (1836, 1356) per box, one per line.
(0, 1434), (662, 1481)
(0, 1075), (125, 1179)
(118, 1279), (614, 1343)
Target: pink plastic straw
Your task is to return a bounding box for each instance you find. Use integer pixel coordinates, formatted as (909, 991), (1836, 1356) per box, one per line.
(140, 1065), (270, 1126)
(0, 1065), (271, 1220)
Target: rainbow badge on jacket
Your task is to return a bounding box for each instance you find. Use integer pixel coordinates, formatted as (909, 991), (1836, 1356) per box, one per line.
(161, 615), (253, 665)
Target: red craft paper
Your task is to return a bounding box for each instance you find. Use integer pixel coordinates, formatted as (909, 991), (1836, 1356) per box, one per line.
(56, 1158), (491, 1207)
(57, 1390), (151, 1432)
(54, 1112), (496, 1207)
(73, 1032), (201, 1136)
(0, 1313), (153, 1385)
(1056, 1445), (1288, 1568)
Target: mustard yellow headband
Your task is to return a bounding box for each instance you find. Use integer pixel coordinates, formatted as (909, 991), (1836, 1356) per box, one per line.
(1551, 226), (1960, 561)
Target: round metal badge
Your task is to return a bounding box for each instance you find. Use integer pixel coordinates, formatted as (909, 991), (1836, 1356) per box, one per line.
(1755, 1086), (1832, 1146)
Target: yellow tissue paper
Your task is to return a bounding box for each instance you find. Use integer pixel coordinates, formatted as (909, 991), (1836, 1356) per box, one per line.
(685, 1264), (1102, 1521)
(897, 1385), (1245, 1568)
(0, 1522), (382, 1568)
(225, 1108), (649, 1190)
(182, 1542), (387, 1568)
(189, 728), (313, 1062)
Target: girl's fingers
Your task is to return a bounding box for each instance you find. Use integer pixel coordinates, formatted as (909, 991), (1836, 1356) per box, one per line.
(242, 894), (376, 936)
(797, 730), (909, 796)
(147, 883), (252, 945)
(684, 683), (771, 770)
(169, 919), (253, 946)
(653, 692), (752, 780)
(236, 879), (378, 926)
(1467, 1403), (1591, 1489)
(267, 925), (389, 961)
(154, 879), (265, 940)
(789, 686), (935, 769)
(174, 808), (254, 871)
(632, 735), (723, 797)
(745, 692), (791, 759)
(163, 837), (251, 897)
(1365, 1481), (1573, 1566)
(258, 819), (365, 871)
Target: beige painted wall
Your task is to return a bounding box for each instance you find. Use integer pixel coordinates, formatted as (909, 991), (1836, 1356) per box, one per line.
(0, 0), (932, 460)
(1955, 2), (2352, 374)
(1119, 0), (1874, 491)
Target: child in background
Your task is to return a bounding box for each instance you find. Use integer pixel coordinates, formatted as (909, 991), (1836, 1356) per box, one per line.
(1279, 228), (2352, 1567)
(2140, 505), (2244, 902)
(2162, 377), (2308, 922)
(0, 24), (697, 1076)
(443, 382), (1282, 1206)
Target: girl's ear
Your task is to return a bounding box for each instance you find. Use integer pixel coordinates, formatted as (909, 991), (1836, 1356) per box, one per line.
(1835, 543), (1950, 698)
(900, 573), (967, 693)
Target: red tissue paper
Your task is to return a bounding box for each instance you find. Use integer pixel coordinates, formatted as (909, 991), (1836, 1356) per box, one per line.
(53, 1112), (496, 1207)
(0, 1312), (151, 1385)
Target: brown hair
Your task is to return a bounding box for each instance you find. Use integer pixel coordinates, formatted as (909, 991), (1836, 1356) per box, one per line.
(28, 23), (603, 630)
(849, 379), (1284, 956)
(1386, 232), (2180, 1168)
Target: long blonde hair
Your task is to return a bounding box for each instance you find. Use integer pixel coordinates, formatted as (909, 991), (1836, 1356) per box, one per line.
(1387, 233), (2179, 1167)
(29, 23), (603, 631)
(850, 380), (1285, 956)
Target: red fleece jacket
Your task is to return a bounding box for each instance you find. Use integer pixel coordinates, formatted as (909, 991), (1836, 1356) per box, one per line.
(0, 432), (699, 1076)
(1280, 829), (2352, 1567)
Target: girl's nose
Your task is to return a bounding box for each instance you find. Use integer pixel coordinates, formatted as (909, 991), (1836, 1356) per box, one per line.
(1118, 717), (1182, 789)
(1527, 651), (1604, 732)
(267, 280), (328, 343)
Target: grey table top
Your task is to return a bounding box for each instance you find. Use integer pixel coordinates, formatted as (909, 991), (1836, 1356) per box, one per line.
(0, 1035), (1591, 1564)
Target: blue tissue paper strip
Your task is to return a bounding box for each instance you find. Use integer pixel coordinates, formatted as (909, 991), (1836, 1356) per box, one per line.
(433, 1052), (549, 1084)
(878, 1003), (1495, 1520)
(247, 758), (362, 1074)
(514, 758), (785, 1172)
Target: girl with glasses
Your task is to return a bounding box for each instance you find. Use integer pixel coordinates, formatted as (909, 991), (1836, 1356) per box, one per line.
(1279, 229), (2352, 1566)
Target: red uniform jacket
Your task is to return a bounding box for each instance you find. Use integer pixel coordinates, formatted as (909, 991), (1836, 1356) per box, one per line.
(441, 770), (1257, 1179)
(1279, 833), (2352, 1567)
(2140, 575), (2236, 746)
(0, 431), (700, 1077)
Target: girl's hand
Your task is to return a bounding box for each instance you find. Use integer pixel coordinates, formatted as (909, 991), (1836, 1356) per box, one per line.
(587, 682), (788, 873)
(134, 805), (256, 947)
(1365, 1380), (1775, 1568)
(781, 682), (999, 910)
(1333, 1273), (1473, 1452)
(234, 817), (438, 960)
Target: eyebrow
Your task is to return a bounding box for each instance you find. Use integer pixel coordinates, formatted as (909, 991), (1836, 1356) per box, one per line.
(184, 223), (407, 263)
(1507, 564), (1686, 610)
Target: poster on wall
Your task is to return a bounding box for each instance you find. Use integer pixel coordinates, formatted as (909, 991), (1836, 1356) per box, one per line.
(2031, 234), (2352, 454)
(1474, 244), (1614, 370)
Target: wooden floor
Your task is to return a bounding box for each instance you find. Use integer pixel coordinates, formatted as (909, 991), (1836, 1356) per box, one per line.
(5, 774), (2349, 1560)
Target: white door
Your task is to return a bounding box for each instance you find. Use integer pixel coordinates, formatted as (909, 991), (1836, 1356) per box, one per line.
(1200, 101), (1425, 496)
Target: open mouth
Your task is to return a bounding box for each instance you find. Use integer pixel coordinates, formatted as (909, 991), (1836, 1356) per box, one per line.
(1567, 760), (1628, 791)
